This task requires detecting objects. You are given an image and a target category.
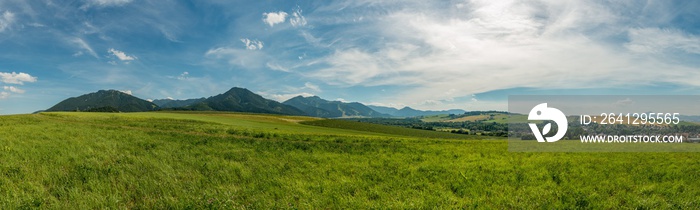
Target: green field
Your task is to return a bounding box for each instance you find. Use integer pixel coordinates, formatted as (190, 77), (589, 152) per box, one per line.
(1, 112), (699, 208)
(420, 113), (523, 124)
(300, 119), (483, 139)
(420, 114), (452, 122)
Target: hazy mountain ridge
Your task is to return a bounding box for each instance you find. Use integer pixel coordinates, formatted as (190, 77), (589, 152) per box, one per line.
(283, 96), (388, 118)
(367, 105), (466, 117)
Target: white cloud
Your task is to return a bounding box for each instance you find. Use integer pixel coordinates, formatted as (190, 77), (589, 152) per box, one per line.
(166, 97), (174, 100)
(81, 0), (133, 9)
(240, 38), (263, 50)
(290, 7), (307, 27)
(205, 47), (231, 57)
(463, 100), (508, 112)
(626, 28), (700, 54)
(0, 72), (36, 100)
(93, 0), (132, 6)
(364, 102), (406, 109)
(0, 72), (37, 85)
(258, 92), (314, 102)
(108, 48), (137, 61)
(177, 72), (189, 80)
(420, 100), (443, 106)
(27, 23), (45, 28)
(3, 86), (25, 94)
(0, 11), (15, 32)
(309, 49), (384, 85)
(306, 1), (700, 109)
(266, 62), (290, 72)
(257, 82), (324, 102)
(71, 38), (98, 58)
(120, 90), (132, 95)
(304, 82), (321, 92)
(263, 11), (287, 27)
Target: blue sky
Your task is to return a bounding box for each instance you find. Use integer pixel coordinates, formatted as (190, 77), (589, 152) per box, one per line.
(0, 0), (699, 114)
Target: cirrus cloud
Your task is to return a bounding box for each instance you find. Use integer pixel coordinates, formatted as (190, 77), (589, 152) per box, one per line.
(81, 0), (133, 9)
(304, 0), (700, 108)
(108, 48), (137, 61)
(0, 11), (15, 32)
(290, 6), (307, 27)
(626, 28), (700, 54)
(240, 38), (263, 50)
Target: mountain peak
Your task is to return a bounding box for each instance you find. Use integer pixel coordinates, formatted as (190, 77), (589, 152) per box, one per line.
(289, 95), (320, 100)
(47, 90), (158, 112)
(399, 106), (417, 111)
(288, 95), (326, 103)
(97, 89), (121, 93)
(187, 87), (305, 115)
(224, 87), (251, 94)
(289, 95), (305, 100)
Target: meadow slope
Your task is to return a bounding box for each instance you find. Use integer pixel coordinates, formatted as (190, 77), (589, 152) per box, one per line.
(0, 112), (698, 208)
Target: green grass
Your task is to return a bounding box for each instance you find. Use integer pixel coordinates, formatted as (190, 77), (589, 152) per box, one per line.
(421, 113), (524, 124)
(0, 112), (699, 208)
(483, 113), (512, 123)
(420, 114), (452, 122)
(300, 119), (488, 140)
(50, 111), (396, 137)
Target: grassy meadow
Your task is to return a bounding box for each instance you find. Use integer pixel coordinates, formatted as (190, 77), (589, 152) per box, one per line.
(0, 112), (699, 208)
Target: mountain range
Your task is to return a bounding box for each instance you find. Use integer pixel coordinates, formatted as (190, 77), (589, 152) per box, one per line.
(45, 87), (466, 117)
(283, 96), (388, 118)
(366, 105), (466, 117)
(183, 87), (306, 115)
(152, 98), (205, 108)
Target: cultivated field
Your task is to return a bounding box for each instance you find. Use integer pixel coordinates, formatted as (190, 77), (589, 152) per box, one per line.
(0, 112), (699, 208)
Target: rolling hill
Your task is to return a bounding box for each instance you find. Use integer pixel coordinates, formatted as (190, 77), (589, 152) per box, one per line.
(46, 90), (158, 112)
